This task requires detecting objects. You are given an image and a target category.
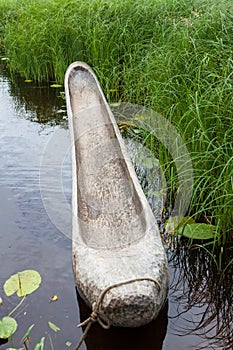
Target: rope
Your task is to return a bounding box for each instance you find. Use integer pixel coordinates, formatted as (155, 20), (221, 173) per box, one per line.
(75, 277), (161, 349)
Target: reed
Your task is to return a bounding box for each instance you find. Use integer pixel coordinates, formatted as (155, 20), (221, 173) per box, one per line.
(0, 0), (232, 249)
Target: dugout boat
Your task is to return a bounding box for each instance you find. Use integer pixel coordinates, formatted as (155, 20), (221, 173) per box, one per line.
(65, 62), (168, 331)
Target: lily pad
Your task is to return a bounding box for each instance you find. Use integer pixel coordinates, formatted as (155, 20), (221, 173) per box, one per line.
(0, 316), (17, 339)
(4, 270), (42, 297)
(177, 223), (217, 240)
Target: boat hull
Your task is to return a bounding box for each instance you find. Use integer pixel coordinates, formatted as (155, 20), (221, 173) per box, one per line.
(65, 62), (168, 327)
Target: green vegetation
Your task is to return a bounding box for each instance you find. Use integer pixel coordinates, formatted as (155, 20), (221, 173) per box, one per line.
(0, 270), (63, 349)
(0, 0), (232, 253)
(0, 270), (44, 348)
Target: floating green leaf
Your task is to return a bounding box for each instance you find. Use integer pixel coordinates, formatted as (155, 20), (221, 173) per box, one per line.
(4, 270), (42, 297)
(117, 120), (136, 131)
(141, 157), (159, 170)
(133, 128), (142, 134)
(165, 216), (195, 234)
(134, 114), (150, 121)
(0, 316), (17, 339)
(50, 84), (63, 88)
(48, 321), (60, 332)
(177, 223), (217, 240)
(66, 341), (72, 347)
(110, 102), (121, 107)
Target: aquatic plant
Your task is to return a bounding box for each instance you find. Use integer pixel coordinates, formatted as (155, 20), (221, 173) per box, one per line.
(0, 270), (42, 347)
(168, 242), (233, 350)
(0, 0), (232, 252)
(0, 270), (61, 349)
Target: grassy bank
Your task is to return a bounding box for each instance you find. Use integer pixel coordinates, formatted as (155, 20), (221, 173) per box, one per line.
(0, 0), (232, 250)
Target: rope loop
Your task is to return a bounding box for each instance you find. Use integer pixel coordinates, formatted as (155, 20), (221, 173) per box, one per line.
(75, 276), (161, 349)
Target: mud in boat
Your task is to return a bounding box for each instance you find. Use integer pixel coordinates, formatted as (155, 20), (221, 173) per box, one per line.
(65, 62), (168, 328)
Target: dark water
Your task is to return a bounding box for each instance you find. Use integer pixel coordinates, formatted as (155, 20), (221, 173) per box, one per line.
(0, 66), (232, 350)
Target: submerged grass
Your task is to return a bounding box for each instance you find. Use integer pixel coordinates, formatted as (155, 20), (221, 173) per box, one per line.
(0, 0), (232, 251)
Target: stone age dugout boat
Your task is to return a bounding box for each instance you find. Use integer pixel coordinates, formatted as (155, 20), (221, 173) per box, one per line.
(65, 62), (168, 329)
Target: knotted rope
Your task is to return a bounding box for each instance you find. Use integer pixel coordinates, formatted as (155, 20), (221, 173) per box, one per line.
(75, 277), (161, 349)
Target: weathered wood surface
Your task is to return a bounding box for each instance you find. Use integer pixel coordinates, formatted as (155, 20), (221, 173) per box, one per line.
(65, 62), (168, 327)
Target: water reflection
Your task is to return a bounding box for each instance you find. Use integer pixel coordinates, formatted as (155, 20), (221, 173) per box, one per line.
(168, 240), (233, 350)
(1, 65), (67, 127)
(77, 290), (168, 350)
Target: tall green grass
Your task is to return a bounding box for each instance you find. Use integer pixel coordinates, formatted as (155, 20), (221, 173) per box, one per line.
(0, 0), (232, 247)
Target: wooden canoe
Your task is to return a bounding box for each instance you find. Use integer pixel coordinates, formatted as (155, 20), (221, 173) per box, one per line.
(65, 61), (168, 328)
